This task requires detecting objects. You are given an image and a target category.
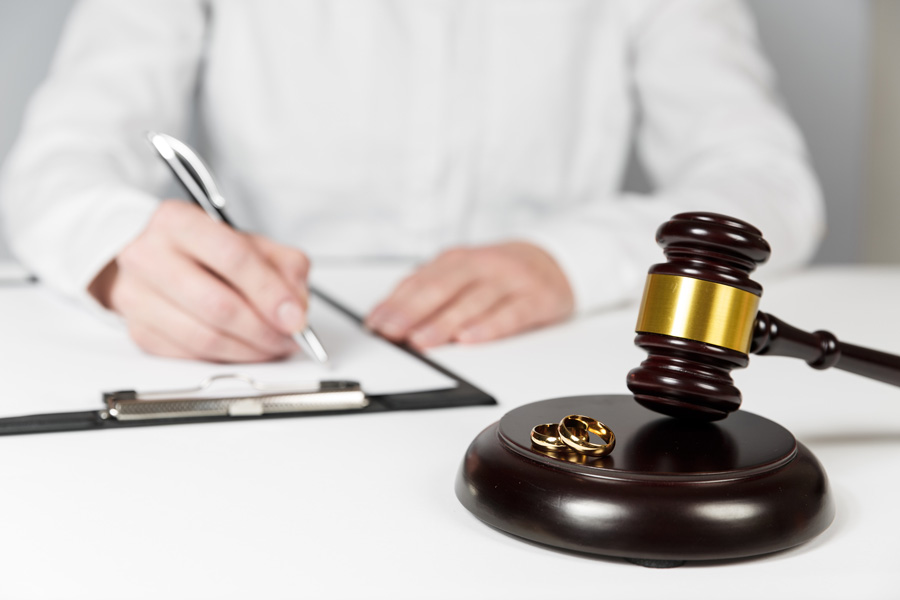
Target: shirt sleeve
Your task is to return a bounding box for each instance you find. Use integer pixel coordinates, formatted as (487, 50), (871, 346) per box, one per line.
(0, 0), (207, 306)
(517, 0), (825, 314)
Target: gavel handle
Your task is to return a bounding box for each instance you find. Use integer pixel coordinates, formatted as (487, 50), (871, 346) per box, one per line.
(751, 311), (900, 387)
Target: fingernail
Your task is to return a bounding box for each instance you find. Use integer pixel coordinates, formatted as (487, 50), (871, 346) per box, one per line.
(382, 317), (412, 339)
(365, 308), (386, 330)
(410, 326), (441, 348)
(457, 326), (486, 344)
(367, 309), (408, 337)
(277, 301), (305, 333)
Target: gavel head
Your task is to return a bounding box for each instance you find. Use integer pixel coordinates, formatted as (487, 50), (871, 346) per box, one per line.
(626, 212), (771, 421)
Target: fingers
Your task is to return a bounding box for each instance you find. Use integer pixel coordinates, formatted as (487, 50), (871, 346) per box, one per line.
(366, 249), (476, 340)
(366, 242), (575, 349)
(154, 202), (310, 335)
(113, 245), (297, 361)
(100, 200), (570, 360)
(110, 271), (282, 363)
(455, 294), (550, 344)
(101, 200), (310, 363)
(404, 283), (505, 348)
(251, 234), (310, 303)
(124, 293), (288, 364)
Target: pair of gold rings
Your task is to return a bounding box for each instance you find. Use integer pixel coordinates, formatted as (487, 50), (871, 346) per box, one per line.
(531, 414), (616, 457)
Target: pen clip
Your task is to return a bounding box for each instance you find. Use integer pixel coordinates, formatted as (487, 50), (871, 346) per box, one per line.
(145, 131), (232, 226)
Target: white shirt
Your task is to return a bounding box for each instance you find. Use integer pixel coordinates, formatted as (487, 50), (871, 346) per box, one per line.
(0, 0), (824, 314)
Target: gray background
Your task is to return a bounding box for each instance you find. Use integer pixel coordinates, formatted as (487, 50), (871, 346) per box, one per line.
(0, 1), (883, 264)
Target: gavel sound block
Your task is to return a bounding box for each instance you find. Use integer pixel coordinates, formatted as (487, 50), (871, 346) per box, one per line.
(457, 213), (899, 566)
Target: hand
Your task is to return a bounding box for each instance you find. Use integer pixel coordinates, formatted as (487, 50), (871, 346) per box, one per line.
(365, 242), (574, 349)
(89, 200), (309, 362)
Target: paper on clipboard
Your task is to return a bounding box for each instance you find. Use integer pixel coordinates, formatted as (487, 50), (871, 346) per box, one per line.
(0, 284), (456, 419)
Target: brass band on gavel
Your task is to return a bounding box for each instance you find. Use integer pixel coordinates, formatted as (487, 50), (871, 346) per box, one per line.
(634, 273), (761, 355)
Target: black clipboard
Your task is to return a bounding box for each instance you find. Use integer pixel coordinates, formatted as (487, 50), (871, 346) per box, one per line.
(0, 286), (496, 436)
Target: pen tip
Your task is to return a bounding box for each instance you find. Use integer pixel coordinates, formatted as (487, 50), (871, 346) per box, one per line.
(292, 329), (330, 367)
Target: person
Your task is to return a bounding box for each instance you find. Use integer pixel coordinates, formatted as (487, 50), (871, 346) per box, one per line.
(0, 0), (824, 363)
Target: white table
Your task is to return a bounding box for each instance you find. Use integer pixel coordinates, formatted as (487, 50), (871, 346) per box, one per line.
(0, 264), (898, 599)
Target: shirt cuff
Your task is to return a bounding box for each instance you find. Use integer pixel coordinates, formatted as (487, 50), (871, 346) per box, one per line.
(11, 184), (159, 314)
(512, 208), (652, 315)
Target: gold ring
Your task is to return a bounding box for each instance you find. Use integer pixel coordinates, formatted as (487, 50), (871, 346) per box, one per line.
(558, 414), (616, 457)
(530, 423), (568, 451)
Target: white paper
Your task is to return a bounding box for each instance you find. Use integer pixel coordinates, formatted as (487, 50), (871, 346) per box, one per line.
(310, 258), (414, 315)
(0, 283), (455, 417)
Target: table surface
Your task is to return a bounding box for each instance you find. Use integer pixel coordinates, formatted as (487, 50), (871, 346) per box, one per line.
(1, 263), (898, 599)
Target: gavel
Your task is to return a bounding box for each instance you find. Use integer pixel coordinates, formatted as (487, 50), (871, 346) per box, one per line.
(627, 212), (900, 421)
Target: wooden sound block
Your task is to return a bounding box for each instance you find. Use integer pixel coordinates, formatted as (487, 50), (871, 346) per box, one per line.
(455, 395), (834, 566)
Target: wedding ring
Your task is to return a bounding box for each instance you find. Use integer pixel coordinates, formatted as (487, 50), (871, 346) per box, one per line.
(558, 414), (616, 457)
(530, 423), (568, 451)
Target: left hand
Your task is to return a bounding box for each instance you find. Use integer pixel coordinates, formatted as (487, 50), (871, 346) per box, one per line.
(365, 241), (575, 349)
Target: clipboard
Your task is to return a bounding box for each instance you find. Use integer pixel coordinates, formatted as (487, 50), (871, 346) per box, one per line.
(0, 285), (495, 436)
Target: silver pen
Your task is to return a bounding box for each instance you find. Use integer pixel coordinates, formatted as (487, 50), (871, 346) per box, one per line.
(145, 131), (330, 365)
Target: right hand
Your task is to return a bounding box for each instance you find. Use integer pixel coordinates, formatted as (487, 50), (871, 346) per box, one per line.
(88, 200), (310, 363)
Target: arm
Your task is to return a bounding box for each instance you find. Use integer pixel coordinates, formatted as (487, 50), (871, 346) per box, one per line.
(367, 0), (824, 347)
(517, 0), (824, 315)
(521, 0), (824, 314)
(0, 0), (207, 301)
(0, 1), (311, 362)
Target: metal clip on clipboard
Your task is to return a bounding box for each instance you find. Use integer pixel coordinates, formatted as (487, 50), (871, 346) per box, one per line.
(102, 374), (367, 421)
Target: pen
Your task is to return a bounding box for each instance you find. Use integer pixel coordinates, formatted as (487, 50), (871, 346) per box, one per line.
(145, 131), (330, 365)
